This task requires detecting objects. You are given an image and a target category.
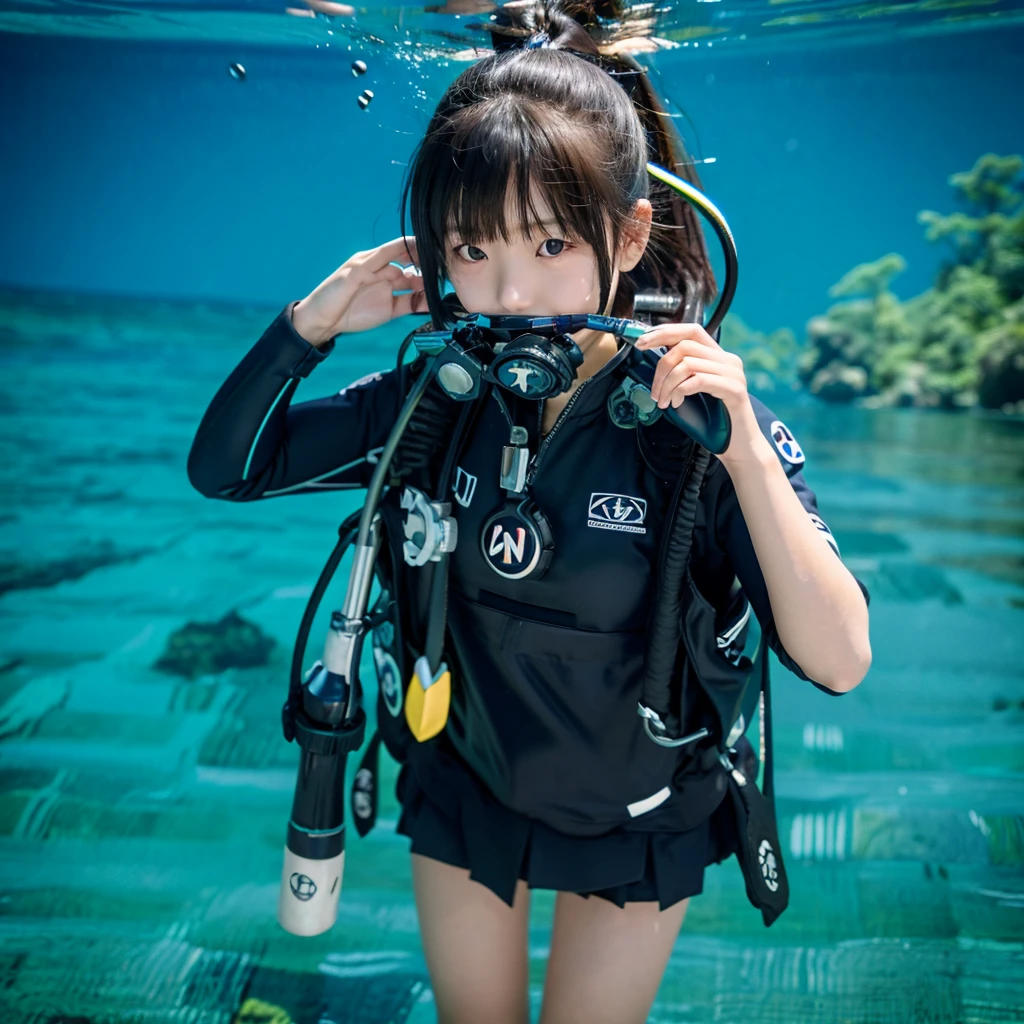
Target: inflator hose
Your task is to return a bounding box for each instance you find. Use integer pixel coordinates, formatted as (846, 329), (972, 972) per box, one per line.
(639, 445), (711, 736)
(283, 513), (361, 743)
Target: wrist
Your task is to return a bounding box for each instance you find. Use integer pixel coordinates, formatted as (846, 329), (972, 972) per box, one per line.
(717, 409), (776, 477)
(291, 300), (336, 349)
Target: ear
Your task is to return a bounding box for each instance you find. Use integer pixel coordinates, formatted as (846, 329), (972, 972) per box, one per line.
(617, 198), (652, 274)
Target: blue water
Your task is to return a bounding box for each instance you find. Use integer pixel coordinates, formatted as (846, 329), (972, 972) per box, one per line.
(1, 3), (1023, 1022)
(2, 10), (1023, 333)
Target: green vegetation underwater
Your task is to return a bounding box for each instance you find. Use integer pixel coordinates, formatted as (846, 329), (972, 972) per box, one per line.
(0, 1), (1023, 1022)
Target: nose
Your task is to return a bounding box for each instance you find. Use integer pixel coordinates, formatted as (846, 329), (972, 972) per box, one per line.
(495, 272), (535, 314)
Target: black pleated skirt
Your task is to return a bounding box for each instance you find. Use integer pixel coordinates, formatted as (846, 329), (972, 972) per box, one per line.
(395, 740), (739, 910)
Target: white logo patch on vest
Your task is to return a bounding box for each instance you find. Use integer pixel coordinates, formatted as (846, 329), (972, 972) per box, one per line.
(769, 419), (805, 466)
(808, 512), (841, 556)
(352, 767), (374, 820)
(373, 645), (403, 717)
(758, 839), (780, 892)
(588, 493), (647, 534)
(454, 466), (477, 508)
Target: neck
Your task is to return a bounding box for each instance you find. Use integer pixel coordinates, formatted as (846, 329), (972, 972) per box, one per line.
(572, 328), (622, 384)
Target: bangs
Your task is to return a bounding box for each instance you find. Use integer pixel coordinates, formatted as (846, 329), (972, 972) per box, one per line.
(438, 100), (615, 253)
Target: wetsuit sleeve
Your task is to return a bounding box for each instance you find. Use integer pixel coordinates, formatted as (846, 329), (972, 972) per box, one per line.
(187, 301), (406, 501)
(708, 398), (871, 695)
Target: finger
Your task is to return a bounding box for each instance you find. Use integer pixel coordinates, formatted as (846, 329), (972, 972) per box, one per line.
(399, 271), (426, 294)
(394, 264), (426, 293)
(649, 344), (690, 403)
(637, 323), (720, 351)
(376, 264), (411, 285)
(663, 354), (745, 405)
(647, 340), (734, 375)
(362, 236), (420, 275)
(666, 374), (715, 408)
(392, 288), (430, 318)
(636, 323), (701, 349)
(673, 355), (741, 380)
(378, 263), (424, 286)
(647, 346), (736, 403)
(669, 371), (742, 405)
(394, 277), (427, 303)
(656, 359), (704, 408)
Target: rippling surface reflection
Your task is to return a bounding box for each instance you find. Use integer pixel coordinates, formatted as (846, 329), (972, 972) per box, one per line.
(1, 0), (1024, 52)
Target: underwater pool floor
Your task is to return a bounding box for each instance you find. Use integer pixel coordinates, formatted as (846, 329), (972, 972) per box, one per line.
(0, 291), (1022, 1023)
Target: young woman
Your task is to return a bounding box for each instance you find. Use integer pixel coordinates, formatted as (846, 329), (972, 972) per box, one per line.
(188, 3), (871, 1021)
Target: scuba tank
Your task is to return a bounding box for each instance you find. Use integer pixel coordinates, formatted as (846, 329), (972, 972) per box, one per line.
(276, 366), (446, 936)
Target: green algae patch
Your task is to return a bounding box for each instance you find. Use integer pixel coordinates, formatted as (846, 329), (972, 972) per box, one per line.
(154, 610), (276, 680)
(233, 997), (293, 1024)
(800, 153), (1024, 412)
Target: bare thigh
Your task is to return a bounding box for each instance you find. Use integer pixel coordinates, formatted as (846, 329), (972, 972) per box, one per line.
(411, 853), (532, 1024)
(538, 893), (689, 1024)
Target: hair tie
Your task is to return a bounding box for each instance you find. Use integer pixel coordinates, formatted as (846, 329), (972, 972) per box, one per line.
(488, 22), (647, 100)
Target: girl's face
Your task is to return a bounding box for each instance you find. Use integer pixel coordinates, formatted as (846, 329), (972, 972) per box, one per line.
(444, 188), (651, 318)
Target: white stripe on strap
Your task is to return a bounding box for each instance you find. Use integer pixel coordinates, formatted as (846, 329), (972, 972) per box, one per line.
(627, 786), (671, 818)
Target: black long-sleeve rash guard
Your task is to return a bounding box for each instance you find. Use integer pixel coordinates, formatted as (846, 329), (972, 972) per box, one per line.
(189, 303), (870, 835)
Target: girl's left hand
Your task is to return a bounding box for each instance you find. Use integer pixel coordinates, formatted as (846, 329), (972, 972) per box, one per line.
(635, 323), (772, 469)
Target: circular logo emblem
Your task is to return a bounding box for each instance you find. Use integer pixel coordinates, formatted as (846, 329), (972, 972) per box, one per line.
(495, 358), (558, 399)
(352, 767), (374, 820)
(373, 645), (403, 717)
(375, 619), (394, 649)
(481, 508), (543, 580)
(758, 839), (779, 892)
(769, 420), (805, 466)
(289, 872), (317, 902)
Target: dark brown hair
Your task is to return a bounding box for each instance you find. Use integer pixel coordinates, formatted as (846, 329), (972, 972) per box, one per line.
(401, 0), (716, 327)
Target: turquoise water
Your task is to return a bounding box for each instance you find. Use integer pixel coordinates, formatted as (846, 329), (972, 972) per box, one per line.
(1, 287), (1021, 1022)
(2, 2), (1024, 1021)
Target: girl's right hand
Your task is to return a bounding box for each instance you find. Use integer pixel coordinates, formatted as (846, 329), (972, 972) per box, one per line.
(291, 236), (427, 347)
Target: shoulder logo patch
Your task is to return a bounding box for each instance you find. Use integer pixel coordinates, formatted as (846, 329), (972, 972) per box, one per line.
(339, 370), (385, 394)
(808, 512), (841, 556)
(769, 419), (805, 466)
(588, 493), (647, 534)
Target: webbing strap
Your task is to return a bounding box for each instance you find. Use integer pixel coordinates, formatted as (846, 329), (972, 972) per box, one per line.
(639, 444), (711, 736)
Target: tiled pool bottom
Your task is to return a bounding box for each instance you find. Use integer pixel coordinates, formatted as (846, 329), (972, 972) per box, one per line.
(0, 290), (1021, 1022)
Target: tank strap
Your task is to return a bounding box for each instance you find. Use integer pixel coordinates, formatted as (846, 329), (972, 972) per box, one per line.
(638, 441), (711, 739)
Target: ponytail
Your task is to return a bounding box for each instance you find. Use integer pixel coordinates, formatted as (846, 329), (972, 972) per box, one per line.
(489, 0), (717, 318)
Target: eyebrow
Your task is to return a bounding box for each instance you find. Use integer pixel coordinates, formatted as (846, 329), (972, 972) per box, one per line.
(445, 218), (565, 242)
